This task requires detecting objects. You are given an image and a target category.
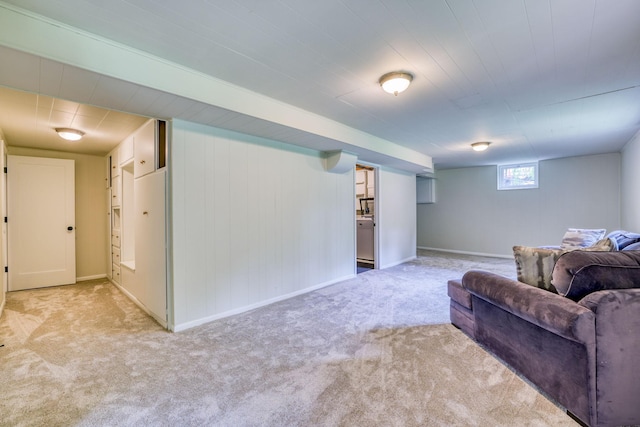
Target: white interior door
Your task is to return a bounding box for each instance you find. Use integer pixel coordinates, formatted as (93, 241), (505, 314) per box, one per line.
(8, 156), (76, 291)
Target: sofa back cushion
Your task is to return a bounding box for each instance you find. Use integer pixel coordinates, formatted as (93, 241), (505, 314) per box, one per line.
(552, 251), (640, 301)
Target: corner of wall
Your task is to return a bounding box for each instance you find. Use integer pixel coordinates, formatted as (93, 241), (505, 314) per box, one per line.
(621, 129), (640, 231)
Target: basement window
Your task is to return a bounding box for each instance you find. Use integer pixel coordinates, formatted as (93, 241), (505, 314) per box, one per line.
(497, 162), (538, 190)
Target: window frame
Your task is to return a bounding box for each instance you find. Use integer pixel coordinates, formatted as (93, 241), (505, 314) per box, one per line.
(497, 162), (539, 191)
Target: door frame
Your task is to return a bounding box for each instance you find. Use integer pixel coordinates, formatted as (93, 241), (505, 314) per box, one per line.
(355, 162), (379, 270)
(0, 138), (6, 314)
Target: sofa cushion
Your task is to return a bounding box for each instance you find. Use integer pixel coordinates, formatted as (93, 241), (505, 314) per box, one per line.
(560, 228), (606, 250)
(552, 251), (640, 301)
(447, 279), (472, 309)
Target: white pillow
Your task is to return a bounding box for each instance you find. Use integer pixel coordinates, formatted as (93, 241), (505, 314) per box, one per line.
(560, 228), (606, 249)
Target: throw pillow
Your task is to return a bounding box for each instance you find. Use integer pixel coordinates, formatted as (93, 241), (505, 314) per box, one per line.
(513, 246), (561, 293)
(606, 230), (640, 250)
(512, 240), (613, 293)
(560, 228), (607, 250)
(552, 251), (640, 301)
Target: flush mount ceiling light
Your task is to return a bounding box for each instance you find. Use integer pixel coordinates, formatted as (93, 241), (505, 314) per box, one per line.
(55, 128), (85, 141)
(379, 72), (413, 96)
(471, 141), (491, 152)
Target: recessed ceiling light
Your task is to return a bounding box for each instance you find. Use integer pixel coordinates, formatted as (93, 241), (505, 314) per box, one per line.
(379, 72), (413, 96)
(55, 128), (85, 141)
(471, 141), (491, 151)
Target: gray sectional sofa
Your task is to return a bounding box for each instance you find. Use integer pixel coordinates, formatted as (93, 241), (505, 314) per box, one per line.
(448, 250), (640, 427)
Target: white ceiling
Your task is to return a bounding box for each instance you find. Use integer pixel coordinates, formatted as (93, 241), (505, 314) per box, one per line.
(0, 86), (148, 156)
(0, 0), (639, 169)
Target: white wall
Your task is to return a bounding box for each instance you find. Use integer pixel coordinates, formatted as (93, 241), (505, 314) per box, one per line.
(170, 120), (356, 330)
(417, 153), (621, 257)
(621, 130), (640, 231)
(378, 167), (417, 268)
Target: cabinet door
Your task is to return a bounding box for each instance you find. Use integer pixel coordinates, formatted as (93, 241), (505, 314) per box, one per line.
(134, 170), (166, 322)
(119, 135), (134, 165)
(134, 119), (156, 178)
(110, 151), (119, 178)
(111, 175), (121, 207)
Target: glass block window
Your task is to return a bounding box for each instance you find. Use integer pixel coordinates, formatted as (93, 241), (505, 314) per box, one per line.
(497, 162), (538, 190)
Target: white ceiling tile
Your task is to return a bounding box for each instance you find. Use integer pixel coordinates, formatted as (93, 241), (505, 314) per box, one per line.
(58, 65), (101, 104)
(120, 86), (162, 116)
(90, 77), (140, 111)
(38, 60), (64, 97)
(0, 47), (41, 93)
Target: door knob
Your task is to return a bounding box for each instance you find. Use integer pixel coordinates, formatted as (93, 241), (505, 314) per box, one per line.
(67, 226), (74, 231)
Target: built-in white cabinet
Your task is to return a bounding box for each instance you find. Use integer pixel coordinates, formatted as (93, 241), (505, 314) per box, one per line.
(134, 170), (166, 321)
(417, 177), (436, 204)
(366, 170), (375, 198)
(111, 228), (121, 248)
(107, 118), (167, 327)
(119, 135), (134, 165)
(356, 169), (366, 198)
(110, 150), (119, 179)
(111, 175), (121, 207)
(134, 119), (156, 178)
(356, 169), (375, 198)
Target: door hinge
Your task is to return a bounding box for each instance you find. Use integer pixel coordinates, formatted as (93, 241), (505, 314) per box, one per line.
(3, 217), (6, 223)
(4, 266), (7, 273)
(3, 167), (6, 173)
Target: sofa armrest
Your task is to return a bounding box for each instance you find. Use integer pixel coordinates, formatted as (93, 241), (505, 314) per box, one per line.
(462, 270), (595, 344)
(578, 289), (640, 426)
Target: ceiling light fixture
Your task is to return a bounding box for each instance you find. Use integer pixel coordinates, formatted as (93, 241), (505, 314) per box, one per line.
(471, 141), (491, 152)
(55, 128), (85, 141)
(379, 72), (413, 96)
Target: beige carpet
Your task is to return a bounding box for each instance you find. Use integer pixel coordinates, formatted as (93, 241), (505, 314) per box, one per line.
(0, 250), (578, 426)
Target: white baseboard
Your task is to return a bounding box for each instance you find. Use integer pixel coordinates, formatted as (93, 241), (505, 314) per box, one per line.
(379, 255), (417, 270)
(77, 274), (108, 282)
(110, 279), (168, 329)
(173, 273), (356, 333)
(0, 296), (5, 319)
(417, 246), (513, 259)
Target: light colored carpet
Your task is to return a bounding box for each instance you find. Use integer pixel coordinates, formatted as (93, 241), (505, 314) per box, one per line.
(0, 250), (578, 426)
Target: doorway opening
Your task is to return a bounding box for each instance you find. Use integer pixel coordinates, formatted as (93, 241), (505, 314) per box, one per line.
(356, 164), (376, 274)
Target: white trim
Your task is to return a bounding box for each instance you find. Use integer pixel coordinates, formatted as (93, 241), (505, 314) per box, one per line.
(119, 260), (135, 271)
(355, 161), (380, 270)
(379, 255), (417, 270)
(77, 274), (108, 282)
(417, 246), (514, 259)
(111, 279), (168, 329)
(172, 274), (356, 332)
(0, 297), (5, 319)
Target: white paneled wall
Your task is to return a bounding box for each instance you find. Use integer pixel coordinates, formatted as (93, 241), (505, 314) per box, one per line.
(171, 120), (355, 330)
(378, 168), (417, 268)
